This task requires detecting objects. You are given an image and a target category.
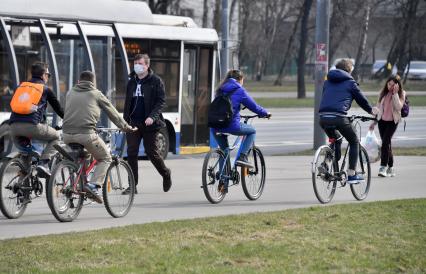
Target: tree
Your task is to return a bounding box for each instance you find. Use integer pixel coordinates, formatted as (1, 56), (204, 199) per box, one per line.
(352, 0), (372, 81)
(296, 0), (314, 98)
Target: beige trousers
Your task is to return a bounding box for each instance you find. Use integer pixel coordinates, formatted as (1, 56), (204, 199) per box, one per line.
(63, 133), (111, 187)
(10, 123), (60, 160)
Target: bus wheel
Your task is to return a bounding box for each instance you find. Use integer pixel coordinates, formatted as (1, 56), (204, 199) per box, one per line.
(156, 128), (169, 160)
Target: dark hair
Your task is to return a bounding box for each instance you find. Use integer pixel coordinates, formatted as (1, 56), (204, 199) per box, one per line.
(79, 71), (95, 83)
(31, 62), (48, 78)
(134, 53), (150, 66)
(378, 75), (404, 102)
(335, 59), (353, 73)
(216, 69), (244, 95)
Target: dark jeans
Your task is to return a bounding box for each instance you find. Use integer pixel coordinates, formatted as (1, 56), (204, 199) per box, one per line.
(126, 124), (169, 186)
(319, 115), (359, 171)
(378, 119), (398, 167)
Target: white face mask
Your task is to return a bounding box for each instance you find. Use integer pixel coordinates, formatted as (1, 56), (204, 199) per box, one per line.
(134, 64), (145, 75)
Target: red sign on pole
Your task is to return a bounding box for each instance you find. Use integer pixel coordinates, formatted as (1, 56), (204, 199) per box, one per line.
(316, 43), (327, 62)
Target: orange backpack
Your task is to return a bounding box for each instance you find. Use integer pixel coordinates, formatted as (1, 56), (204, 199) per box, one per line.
(10, 82), (44, 114)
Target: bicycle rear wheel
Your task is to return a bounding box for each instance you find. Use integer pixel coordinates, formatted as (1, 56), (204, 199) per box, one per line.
(312, 145), (337, 204)
(350, 146), (371, 200)
(0, 159), (28, 219)
(202, 149), (229, 204)
(103, 159), (135, 218)
(241, 146), (266, 200)
(47, 160), (84, 222)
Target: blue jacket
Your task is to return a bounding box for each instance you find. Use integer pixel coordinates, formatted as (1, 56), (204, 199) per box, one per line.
(319, 69), (372, 116)
(9, 77), (64, 125)
(216, 78), (268, 132)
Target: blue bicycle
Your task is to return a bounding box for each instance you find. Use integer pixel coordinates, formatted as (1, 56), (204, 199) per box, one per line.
(202, 114), (267, 204)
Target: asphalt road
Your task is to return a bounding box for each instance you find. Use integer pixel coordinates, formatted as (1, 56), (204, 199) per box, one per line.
(1, 155), (425, 240)
(252, 107), (426, 155)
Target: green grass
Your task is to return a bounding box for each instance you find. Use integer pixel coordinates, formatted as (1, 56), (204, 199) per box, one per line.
(278, 146), (426, 156)
(1, 199), (426, 273)
(245, 79), (426, 93)
(256, 95), (426, 108)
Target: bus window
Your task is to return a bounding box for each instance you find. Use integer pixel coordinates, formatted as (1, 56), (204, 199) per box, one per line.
(0, 35), (13, 113)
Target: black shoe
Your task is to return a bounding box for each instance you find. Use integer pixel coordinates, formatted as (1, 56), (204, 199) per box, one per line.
(235, 154), (254, 168)
(83, 183), (103, 204)
(36, 163), (51, 178)
(163, 168), (172, 192)
(122, 187), (137, 195)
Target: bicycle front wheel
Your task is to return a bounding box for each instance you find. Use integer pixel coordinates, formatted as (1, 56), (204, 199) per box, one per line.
(0, 159), (28, 219)
(350, 146), (371, 200)
(103, 159), (135, 218)
(241, 146), (266, 200)
(47, 160), (84, 222)
(202, 149), (229, 204)
(312, 145), (337, 204)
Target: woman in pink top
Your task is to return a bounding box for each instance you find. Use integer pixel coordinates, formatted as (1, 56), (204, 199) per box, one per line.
(369, 75), (406, 177)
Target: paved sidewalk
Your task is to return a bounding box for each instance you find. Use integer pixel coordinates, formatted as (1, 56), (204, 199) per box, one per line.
(1, 155), (425, 239)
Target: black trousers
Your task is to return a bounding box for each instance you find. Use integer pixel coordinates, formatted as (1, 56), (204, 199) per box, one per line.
(378, 119), (398, 167)
(126, 125), (169, 186)
(319, 116), (359, 170)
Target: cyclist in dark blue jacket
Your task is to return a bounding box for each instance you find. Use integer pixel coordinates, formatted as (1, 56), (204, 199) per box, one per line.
(319, 59), (378, 184)
(213, 70), (270, 168)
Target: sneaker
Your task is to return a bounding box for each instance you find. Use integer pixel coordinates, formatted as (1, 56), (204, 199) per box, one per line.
(163, 168), (172, 192)
(378, 166), (387, 177)
(122, 187), (137, 195)
(83, 183), (103, 204)
(36, 161), (51, 178)
(235, 154), (254, 169)
(347, 174), (365, 184)
(387, 167), (396, 177)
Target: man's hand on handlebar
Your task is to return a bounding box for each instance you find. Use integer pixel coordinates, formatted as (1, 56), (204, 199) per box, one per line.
(265, 112), (272, 119)
(123, 126), (138, 133)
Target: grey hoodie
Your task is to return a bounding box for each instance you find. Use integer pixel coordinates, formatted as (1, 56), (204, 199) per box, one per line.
(63, 80), (129, 134)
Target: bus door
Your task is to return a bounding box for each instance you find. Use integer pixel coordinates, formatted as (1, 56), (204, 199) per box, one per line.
(181, 45), (213, 146)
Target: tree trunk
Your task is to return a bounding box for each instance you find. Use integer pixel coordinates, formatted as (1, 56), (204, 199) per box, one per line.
(352, 0), (371, 81)
(202, 0), (209, 28)
(213, 0), (221, 32)
(297, 0), (313, 99)
(274, 9), (303, 86)
(229, 0), (238, 31)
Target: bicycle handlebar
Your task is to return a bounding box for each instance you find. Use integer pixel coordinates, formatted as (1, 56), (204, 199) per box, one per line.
(240, 114), (271, 120)
(349, 115), (377, 123)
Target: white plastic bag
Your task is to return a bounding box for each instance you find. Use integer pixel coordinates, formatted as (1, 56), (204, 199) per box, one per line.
(361, 130), (381, 163)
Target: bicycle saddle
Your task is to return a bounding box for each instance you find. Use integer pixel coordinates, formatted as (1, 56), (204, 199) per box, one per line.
(67, 143), (87, 159)
(13, 136), (41, 159)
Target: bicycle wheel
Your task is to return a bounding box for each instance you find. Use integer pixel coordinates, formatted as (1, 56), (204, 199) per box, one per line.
(312, 145), (337, 204)
(0, 159), (28, 219)
(202, 149), (229, 204)
(103, 159), (135, 218)
(350, 146), (371, 200)
(47, 160), (84, 222)
(241, 146), (266, 200)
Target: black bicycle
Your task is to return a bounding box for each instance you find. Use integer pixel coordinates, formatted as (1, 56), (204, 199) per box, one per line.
(202, 114), (268, 204)
(311, 115), (376, 204)
(0, 137), (61, 218)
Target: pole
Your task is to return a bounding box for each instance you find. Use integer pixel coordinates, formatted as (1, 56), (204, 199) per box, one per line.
(313, 0), (330, 149)
(221, 0), (229, 77)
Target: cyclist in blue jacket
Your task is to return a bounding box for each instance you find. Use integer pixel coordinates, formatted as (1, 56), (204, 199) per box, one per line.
(213, 69), (270, 168)
(319, 59), (378, 184)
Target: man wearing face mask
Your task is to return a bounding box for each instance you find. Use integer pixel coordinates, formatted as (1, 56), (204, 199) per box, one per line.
(122, 53), (171, 194)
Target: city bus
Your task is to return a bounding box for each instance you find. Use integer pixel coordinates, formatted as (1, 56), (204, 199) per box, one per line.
(0, 0), (219, 158)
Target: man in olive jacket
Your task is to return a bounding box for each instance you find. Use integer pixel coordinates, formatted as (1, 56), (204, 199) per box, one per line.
(63, 71), (136, 203)
(123, 53), (171, 194)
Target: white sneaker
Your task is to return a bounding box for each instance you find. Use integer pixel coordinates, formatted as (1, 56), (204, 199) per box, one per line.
(378, 166), (387, 177)
(387, 167), (395, 177)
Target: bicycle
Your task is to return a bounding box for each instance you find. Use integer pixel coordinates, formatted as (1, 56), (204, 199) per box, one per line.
(202, 114), (268, 204)
(311, 115), (377, 204)
(0, 136), (61, 219)
(46, 128), (135, 222)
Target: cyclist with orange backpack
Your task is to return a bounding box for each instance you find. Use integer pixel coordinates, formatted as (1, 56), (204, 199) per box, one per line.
(9, 62), (64, 177)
